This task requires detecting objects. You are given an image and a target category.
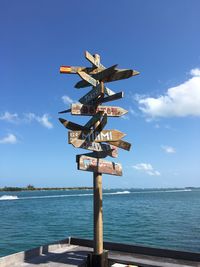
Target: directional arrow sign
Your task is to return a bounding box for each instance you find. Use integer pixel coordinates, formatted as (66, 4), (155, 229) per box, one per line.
(94, 113), (107, 132)
(84, 111), (103, 129)
(71, 103), (128, 117)
(104, 87), (115, 96)
(77, 71), (98, 87)
(79, 83), (104, 104)
(59, 118), (89, 131)
(75, 65), (118, 88)
(76, 149), (118, 159)
(70, 138), (117, 154)
(85, 51), (139, 82)
(106, 140), (131, 151)
(93, 92), (124, 105)
(68, 129), (126, 143)
(77, 155), (122, 176)
(60, 66), (87, 74)
(104, 69), (139, 83)
(85, 51), (105, 69)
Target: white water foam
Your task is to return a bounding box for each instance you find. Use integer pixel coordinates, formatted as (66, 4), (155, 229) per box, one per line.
(104, 190), (131, 195)
(0, 189), (193, 201)
(132, 189), (193, 194)
(0, 195), (19, 201)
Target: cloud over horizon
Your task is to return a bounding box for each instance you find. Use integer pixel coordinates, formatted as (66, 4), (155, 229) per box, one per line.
(0, 111), (53, 129)
(62, 95), (75, 105)
(161, 145), (176, 154)
(132, 163), (161, 176)
(0, 112), (19, 123)
(137, 68), (200, 118)
(0, 133), (17, 144)
(25, 113), (53, 129)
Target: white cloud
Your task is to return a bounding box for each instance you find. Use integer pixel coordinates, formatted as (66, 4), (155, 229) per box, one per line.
(129, 107), (136, 116)
(37, 114), (53, 129)
(132, 163), (161, 176)
(25, 113), (53, 129)
(0, 112), (19, 122)
(190, 68), (200, 76)
(121, 115), (129, 120)
(0, 134), (17, 144)
(161, 145), (176, 154)
(137, 68), (200, 117)
(0, 111), (53, 128)
(62, 95), (74, 105)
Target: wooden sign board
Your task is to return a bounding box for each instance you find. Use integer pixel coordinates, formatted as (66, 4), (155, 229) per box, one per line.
(78, 149), (118, 159)
(70, 138), (117, 153)
(59, 118), (89, 131)
(79, 84), (104, 104)
(60, 66), (87, 74)
(98, 92), (124, 104)
(104, 69), (139, 83)
(71, 103), (128, 117)
(106, 140), (131, 151)
(85, 51), (105, 69)
(84, 111), (103, 129)
(77, 155), (122, 176)
(68, 129), (126, 143)
(104, 87), (115, 96)
(75, 65), (118, 88)
(77, 71), (98, 88)
(76, 149), (118, 159)
(94, 113), (107, 132)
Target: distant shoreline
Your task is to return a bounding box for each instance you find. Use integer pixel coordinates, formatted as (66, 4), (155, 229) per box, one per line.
(0, 186), (199, 192)
(0, 186), (93, 192)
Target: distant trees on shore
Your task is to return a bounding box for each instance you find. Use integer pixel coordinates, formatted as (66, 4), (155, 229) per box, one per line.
(0, 185), (92, 191)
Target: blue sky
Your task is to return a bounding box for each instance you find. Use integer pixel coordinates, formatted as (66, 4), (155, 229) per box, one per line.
(0, 0), (200, 188)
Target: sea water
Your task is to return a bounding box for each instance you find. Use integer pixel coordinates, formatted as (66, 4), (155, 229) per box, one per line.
(0, 188), (200, 257)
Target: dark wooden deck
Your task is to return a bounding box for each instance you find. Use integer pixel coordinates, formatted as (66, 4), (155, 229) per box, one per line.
(0, 237), (199, 267)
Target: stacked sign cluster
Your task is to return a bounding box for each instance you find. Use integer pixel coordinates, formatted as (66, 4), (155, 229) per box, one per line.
(59, 51), (139, 176)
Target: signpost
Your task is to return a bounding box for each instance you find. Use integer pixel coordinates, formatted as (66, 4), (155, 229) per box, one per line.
(70, 103), (128, 117)
(68, 129), (126, 143)
(59, 51), (139, 267)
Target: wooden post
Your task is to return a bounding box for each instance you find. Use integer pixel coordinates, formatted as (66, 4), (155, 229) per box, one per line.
(93, 57), (104, 254)
(93, 171), (103, 254)
(59, 50), (137, 267)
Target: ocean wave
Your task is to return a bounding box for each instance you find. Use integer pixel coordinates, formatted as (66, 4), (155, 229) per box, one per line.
(104, 190), (131, 195)
(0, 195), (19, 201)
(0, 189), (192, 201)
(134, 189), (193, 194)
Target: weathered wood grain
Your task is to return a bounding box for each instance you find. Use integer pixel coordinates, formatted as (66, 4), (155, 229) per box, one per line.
(76, 71), (98, 88)
(70, 138), (118, 153)
(58, 108), (71, 114)
(85, 51), (105, 69)
(59, 118), (89, 131)
(68, 129), (126, 143)
(104, 69), (139, 82)
(94, 113), (107, 131)
(79, 84), (104, 104)
(100, 92), (124, 104)
(71, 103), (128, 117)
(106, 140), (131, 151)
(92, 64), (117, 81)
(104, 87), (115, 96)
(75, 65), (118, 88)
(76, 147), (118, 159)
(84, 111), (103, 129)
(77, 155), (122, 176)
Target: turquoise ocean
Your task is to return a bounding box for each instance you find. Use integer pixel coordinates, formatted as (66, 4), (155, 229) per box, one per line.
(0, 188), (200, 257)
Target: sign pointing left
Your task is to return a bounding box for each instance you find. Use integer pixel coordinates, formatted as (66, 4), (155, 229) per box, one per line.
(59, 118), (89, 131)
